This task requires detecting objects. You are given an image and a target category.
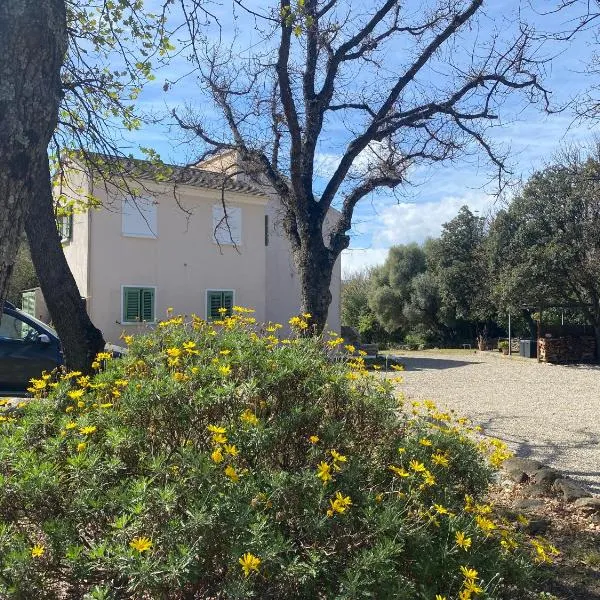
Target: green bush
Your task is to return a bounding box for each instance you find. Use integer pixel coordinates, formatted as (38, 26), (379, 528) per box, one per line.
(0, 310), (547, 599)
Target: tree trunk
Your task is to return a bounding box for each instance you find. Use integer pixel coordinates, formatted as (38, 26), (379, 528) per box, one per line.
(0, 0), (66, 305)
(296, 236), (334, 334)
(26, 156), (105, 373)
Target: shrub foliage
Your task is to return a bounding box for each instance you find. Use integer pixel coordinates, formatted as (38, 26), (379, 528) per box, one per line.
(0, 310), (547, 599)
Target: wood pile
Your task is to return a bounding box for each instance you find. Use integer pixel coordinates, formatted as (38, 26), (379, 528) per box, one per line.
(538, 336), (596, 364)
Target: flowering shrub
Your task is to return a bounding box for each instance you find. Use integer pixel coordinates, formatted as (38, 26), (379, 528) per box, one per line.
(0, 310), (547, 598)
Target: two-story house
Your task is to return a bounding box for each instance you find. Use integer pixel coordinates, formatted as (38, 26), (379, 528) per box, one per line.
(58, 155), (341, 344)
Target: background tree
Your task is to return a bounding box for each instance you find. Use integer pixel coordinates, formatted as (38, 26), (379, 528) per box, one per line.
(488, 148), (600, 354)
(6, 241), (39, 307)
(174, 0), (550, 333)
(368, 244), (426, 334)
(428, 205), (494, 338)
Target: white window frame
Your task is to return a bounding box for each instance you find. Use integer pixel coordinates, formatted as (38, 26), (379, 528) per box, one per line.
(205, 289), (236, 321)
(122, 198), (158, 239)
(120, 284), (158, 325)
(212, 204), (242, 246)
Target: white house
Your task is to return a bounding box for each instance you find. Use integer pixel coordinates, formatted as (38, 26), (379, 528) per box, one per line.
(57, 155), (341, 344)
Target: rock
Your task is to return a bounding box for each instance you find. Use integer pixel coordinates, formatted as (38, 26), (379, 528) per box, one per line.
(552, 478), (591, 502)
(530, 468), (561, 487)
(525, 518), (551, 535)
(513, 499), (545, 511)
(522, 483), (551, 498)
(505, 467), (529, 483)
(503, 457), (545, 475)
(573, 497), (600, 512)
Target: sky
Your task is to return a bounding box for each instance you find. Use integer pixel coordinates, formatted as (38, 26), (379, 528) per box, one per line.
(120, 0), (600, 277)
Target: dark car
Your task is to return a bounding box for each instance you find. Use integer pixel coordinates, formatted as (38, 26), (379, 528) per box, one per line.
(0, 301), (63, 392)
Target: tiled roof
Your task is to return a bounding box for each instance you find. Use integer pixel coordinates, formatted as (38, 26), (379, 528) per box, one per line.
(82, 154), (266, 197)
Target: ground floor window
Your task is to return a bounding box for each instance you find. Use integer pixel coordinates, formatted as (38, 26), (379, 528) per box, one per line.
(122, 286), (156, 323)
(207, 290), (234, 320)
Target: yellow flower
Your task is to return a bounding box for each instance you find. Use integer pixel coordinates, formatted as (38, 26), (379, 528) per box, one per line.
(100, 403), (113, 409)
(460, 566), (478, 581)
(76, 442), (87, 452)
(166, 347), (182, 358)
(91, 360), (101, 369)
(239, 552), (261, 577)
(211, 447), (224, 463)
(77, 401), (86, 408)
(433, 503), (449, 515)
(95, 352), (112, 361)
(219, 349), (231, 355)
(29, 378), (47, 390)
(224, 465), (239, 482)
(389, 465), (410, 478)
(431, 452), (450, 467)
(419, 438), (432, 447)
(458, 590), (472, 600)
(212, 433), (227, 445)
(218, 365), (232, 377)
(344, 344), (356, 353)
(65, 406), (74, 413)
(463, 579), (483, 594)
(316, 461), (332, 483)
(172, 372), (187, 382)
(455, 531), (472, 551)
(207, 424), (226, 434)
(435, 596), (447, 600)
(79, 426), (97, 435)
(240, 409), (259, 426)
(114, 379), (129, 387)
(183, 340), (197, 350)
(129, 536), (153, 553)
(65, 421), (77, 430)
(409, 460), (426, 472)
(67, 389), (85, 400)
(475, 515), (496, 534)
(421, 471), (436, 486)
(308, 435), (320, 444)
(327, 491), (352, 516)
(223, 443), (239, 456)
(31, 544), (45, 558)
(330, 449), (347, 463)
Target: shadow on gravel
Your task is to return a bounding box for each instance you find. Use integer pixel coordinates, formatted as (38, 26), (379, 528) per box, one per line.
(393, 356), (479, 371)
(473, 413), (600, 493)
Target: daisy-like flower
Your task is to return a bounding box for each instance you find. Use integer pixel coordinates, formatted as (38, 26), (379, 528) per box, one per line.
(389, 465), (410, 478)
(240, 409), (259, 426)
(239, 552), (261, 577)
(316, 461), (332, 483)
(211, 447), (224, 463)
(308, 435), (320, 444)
(79, 426), (97, 435)
(207, 424), (226, 434)
(224, 465), (239, 482)
(129, 537), (153, 553)
(455, 531), (472, 551)
(31, 544), (45, 558)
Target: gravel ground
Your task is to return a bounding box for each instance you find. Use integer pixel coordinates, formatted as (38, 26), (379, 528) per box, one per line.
(382, 351), (600, 493)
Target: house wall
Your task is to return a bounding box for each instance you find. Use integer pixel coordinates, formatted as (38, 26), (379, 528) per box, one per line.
(198, 152), (342, 334)
(60, 168), (91, 299)
(85, 181), (267, 344)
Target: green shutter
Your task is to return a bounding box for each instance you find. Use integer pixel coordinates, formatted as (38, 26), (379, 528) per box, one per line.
(223, 291), (233, 315)
(141, 288), (155, 322)
(208, 291), (222, 321)
(123, 288), (141, 322)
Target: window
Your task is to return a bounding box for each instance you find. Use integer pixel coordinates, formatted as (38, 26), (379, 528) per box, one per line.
(58, 213), (73, 243)
(0, 313), (38, 341)
(122, 198), (158, 238)
(207, 290), (234, 321)
(212, 205), (242, 245)
(122, 287), (156, 323)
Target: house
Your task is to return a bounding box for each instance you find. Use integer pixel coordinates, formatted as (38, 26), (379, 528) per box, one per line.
(56, 154), (341, 344)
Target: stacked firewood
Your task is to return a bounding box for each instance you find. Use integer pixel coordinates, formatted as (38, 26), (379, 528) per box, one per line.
(538, 336), (596, 363)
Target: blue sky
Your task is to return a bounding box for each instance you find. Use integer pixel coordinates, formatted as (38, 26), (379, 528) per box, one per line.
(123, 1), (599, 276)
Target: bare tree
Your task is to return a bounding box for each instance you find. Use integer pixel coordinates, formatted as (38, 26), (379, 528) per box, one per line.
(173, 0), (550, 332)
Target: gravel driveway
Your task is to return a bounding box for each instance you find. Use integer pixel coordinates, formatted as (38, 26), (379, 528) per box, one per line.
(383, 351), (600, 493)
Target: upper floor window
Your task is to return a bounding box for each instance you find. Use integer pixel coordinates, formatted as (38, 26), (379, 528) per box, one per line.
(122, 198), (158, 238)
(58, 213), (73, 243)
(212, 204), (242, 245)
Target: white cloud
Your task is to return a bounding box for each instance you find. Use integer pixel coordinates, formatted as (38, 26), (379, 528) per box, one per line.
(375, 191), (495, 246)
(340, 190), (495, 277)
(341, 248), (388, 277)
